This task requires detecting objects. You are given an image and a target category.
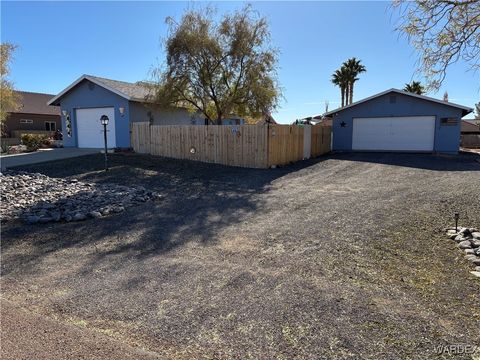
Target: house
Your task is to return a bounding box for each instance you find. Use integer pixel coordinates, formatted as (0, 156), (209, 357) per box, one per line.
(319, 89), (473, 154)
(3, 91), (61, 138)
(48, 75), (206, 148)
(461, 120), (480, 134)
(460, 120), (480, 148)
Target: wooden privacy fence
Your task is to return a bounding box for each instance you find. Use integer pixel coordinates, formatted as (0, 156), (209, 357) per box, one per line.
(461, 134), (480, 148)
(131, 122), (331, 168)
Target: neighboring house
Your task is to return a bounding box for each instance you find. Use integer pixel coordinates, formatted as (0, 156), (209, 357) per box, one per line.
(221, 117), (245, 125)
(48, 75), (206, 149)
(460, 120), (480, 149)
(3, 91), (61, 137)
(318, 89), (472, 154)
(461, 120), (480, 134)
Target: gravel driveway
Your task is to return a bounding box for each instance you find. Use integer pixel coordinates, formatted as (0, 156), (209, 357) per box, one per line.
(1, 152), (479, 359)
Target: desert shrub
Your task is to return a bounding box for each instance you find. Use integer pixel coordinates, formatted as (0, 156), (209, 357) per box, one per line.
(21, 133), (48, 152)
(52, 130), (63, 140)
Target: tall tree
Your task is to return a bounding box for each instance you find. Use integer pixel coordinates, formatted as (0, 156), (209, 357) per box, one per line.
(403, 81), (425, 95)
(342, 58), (366, 105)
(331, 67), (350, 107)
(150, 6), (281, 124)
(1, 43), (19, 129)
(393, 0), (480, 91)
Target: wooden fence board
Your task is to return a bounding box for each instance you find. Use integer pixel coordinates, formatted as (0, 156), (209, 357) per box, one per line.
(131, 124), (330, 168)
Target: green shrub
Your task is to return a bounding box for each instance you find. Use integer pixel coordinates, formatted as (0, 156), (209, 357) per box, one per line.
(21, 134), (48, 152)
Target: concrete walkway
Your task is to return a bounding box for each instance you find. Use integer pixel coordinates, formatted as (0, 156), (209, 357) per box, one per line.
(1, 148), (99, 170)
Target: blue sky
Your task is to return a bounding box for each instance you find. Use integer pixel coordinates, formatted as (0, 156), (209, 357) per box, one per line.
(1, 1), (478, 122)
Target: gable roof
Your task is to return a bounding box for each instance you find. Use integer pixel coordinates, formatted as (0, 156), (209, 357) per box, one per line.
(9, 91), (60, 115)
(320, 88), (473, 118)
(48, 74), (152, 106)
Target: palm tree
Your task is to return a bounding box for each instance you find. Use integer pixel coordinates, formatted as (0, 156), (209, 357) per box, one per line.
(403, 81), (425, 95)
(342, 58), (366, 105)
(331, 67), (350, 107)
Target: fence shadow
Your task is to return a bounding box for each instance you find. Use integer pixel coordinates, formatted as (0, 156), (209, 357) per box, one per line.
(328, 152), (480, 171)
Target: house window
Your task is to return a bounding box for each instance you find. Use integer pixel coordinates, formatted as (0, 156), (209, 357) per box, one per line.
(45, 121), (56, 131)
(20, 119), (33, 124)
(440, 117), (458, 126)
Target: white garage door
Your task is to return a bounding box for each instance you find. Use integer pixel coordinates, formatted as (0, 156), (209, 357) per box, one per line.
(76, 107), (116, 148)
(352, 116), (435, 151)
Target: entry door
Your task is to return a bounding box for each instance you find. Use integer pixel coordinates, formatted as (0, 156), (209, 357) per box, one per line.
(76, 107), (116, 148)
(352, 116), (435, 151)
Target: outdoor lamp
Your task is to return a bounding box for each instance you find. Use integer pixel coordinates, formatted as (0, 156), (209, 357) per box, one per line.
(454, 212), (460, 232)
(62, 110), (68, 117)
(100, 115), (109, 126)
(119, 107), (125, 117)
(100, 115), (109, 171)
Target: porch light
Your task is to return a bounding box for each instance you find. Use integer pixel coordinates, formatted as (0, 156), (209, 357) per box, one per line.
(100, 115), (109, 126)
(62, 110), (68, 117)
(119, 107), (125, 116)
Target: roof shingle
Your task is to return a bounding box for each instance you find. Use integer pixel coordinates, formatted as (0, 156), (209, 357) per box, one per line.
(9, 91), (60, 115)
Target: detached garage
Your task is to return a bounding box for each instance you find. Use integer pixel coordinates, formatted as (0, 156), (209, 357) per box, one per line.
(48, 74), (205, 149)
(323, 89), (473, 154)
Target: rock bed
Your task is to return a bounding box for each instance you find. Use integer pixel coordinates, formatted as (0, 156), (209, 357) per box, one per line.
(0, 171), (161, 224)
(445, 227), (480, 278)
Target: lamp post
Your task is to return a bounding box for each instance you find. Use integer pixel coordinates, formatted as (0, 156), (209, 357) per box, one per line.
(454, 212), (459, 232)
(100, 115), (109, 171)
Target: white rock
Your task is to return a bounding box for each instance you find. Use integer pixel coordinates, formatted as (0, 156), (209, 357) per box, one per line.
(458, 240), (472, 249)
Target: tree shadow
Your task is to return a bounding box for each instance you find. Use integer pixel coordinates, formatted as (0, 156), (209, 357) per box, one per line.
(1, 153), (328, 277)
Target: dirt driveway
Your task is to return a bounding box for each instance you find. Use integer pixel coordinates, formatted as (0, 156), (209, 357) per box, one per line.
(2, 152), (480, 359)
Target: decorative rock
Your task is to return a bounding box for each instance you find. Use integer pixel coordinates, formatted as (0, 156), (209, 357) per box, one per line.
(0, 171), (159, 224)
(471, 271), (480, 278)
(73, 213), (86, 221)
(89, 211), (102, 219)
(454, 235), (469, 242)
(475, 266), (480, 272)
(26, 215), (40, 224)
(472, 232), (480, 240)
(465, 255), (480, 265)
(458, 240), (472, 249)
(465, 249), (475, 255)
(471, 239), (480, 248)
(474, 248), (480, 256)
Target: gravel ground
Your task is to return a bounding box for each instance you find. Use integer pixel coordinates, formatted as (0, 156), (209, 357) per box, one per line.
(1, 299), (161, 360)
(1, 152), (480, 359)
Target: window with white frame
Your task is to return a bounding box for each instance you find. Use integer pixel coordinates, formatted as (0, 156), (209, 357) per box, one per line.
(45, 121), (56, 131)
(20, 119), (33, 124)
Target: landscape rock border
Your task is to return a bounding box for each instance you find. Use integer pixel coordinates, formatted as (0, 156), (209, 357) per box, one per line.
(1, 171), (162, 224)
(445, 227), (480, 278)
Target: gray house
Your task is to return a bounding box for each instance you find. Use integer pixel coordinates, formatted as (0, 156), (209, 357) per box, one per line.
(322, 89), (472, 154)
(48, 75), (205, 149)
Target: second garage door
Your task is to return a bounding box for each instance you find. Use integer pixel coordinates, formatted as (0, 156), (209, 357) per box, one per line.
(352, 116), (435, 151)
(76, 107), (116, 148)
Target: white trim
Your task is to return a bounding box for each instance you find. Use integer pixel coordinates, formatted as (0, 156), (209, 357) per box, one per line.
(321, 88), (473, 117)
(47, 74), (134, 106)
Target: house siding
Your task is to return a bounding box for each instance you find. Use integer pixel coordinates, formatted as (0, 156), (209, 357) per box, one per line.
(3, 113), (61, 137)
(58, 79), (130, 148)
(129, 102), (205, 125)
(332, 92), (463, 154)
